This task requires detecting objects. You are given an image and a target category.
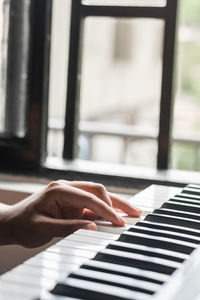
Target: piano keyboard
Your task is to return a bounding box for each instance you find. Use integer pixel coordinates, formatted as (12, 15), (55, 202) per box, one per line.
(1, 184), (200, 300)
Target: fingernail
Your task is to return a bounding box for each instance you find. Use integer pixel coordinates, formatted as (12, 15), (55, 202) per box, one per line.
(83, 223), (97, 231)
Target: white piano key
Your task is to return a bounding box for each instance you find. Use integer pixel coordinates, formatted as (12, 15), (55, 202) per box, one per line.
(171, 196), (200, 205)
(146, 213), (200, 230)
(162, 200), (200, 213)
(60, 234), (110, 246)
(96, 222), (131, 234)
(119, 231), (198, 254)
(123, 215), (144, 225)
(56, 239), (105, 250)
(1, 271), (57, 290)
(183, 187), (200, 196)
(25, 257), (81, 273)
(53, 277), (150, 300)
(0, 292), (29, 300)
(82, 259), (169, 284)
(70, 268), (161, 294)
(131, 185), (180, 204)
(98, 248), (181, 271)
(153, 245), (200, 300)
(47, 245), (96, 259)
(155, 208), (200, 220)
(187, 184), (200, 189)
(108, 240), (188, 262)
(178, 193), (200, 201)
(34, 250), (87, 265)
(131, 225), (200, 244)
(0, 280), (42, 298)
(8, 264), (69, 280)
(75, 228), (119, 240)
(137, 220), (200, 237)
(74, 225), (190, 262)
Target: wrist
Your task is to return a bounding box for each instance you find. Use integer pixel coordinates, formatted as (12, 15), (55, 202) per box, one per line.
(0, 203), (15, 245)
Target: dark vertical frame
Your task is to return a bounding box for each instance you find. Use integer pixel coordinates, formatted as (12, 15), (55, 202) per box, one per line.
(0, 0), (52, 171)
(157, 0), (178, 169)
(63, 0), (82, 160)
(63, 0), (179, 170)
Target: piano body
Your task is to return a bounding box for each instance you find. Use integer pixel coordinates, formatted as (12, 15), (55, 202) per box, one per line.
(1, 183), (200, 300)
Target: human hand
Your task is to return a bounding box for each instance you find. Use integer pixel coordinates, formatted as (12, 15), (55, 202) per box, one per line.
(1, 180), (142, 248)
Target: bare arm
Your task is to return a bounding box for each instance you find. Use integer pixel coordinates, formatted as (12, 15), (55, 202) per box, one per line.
(0, 203), (14, 245)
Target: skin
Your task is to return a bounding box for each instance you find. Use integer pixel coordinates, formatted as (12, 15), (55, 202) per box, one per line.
(0, 180), (142, 248)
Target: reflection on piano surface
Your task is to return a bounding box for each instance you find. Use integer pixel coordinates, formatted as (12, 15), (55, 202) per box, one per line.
(1, 184), (200, 300)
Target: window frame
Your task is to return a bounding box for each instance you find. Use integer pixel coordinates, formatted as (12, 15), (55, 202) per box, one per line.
(0, 0), (52, 171)
(63, 0), (178, 170)
(1, 0), (199, 190)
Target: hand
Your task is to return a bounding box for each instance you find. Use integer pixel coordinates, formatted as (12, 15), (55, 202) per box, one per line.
(0, 180), (142, 248)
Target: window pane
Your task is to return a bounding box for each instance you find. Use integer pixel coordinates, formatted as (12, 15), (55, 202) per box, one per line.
(171, 0), (200, 171)
(0, 0), (10, 133)
(78, 17), (164, 167)
(0, 0), (30, 138)
(47, 0), (71, 157)
(82, 0), (166, 7)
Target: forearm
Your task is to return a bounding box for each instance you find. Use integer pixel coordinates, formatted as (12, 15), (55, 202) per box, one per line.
(0, 203), (14, 245)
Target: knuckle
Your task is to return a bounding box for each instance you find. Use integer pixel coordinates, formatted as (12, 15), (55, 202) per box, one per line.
(96, 183), (106, 193)
(87, 192), (95, 200)
(48, 181), (60, 189)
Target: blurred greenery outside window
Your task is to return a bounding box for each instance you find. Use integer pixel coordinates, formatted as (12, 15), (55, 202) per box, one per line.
(48, 0), (200, 172)
(170, 0), (200, 171)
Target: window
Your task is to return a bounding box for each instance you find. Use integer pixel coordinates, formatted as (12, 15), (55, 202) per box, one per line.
(78, 17), (164, 168)
(1, 0), (200, 188)
(171, 0), (200, 171)
(0, 0), (9, 133)
(49, 0), (177, 172)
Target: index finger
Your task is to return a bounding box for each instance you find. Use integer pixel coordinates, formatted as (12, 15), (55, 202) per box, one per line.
(109, 192), (142, 217)
(52, 184), (125, 226)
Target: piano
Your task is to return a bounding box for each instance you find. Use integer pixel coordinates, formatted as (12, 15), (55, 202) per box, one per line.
(1, 183), (200, 300)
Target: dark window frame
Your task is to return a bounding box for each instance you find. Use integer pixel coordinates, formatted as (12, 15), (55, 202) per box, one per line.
(0, 0), (52, 171)
(1, 0), (196, 190)
(63, 0), (178, 170)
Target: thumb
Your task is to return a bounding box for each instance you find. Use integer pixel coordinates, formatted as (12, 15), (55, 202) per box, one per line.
(43, 218), (97, 238)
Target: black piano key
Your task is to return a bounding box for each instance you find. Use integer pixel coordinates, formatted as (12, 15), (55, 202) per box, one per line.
(136, 221), (200, 237)
(169, 196), (200, 206)
(118, 232), (196, 254)
(182, 187), (200, 196)
(153, 208), (200, 221)
(51, 277), (144, 300)
(162, 201), (200, 214)
(145, 213), (200, 230)
(130, 226), (200, 245)
(94, 249), (179, 275)
(187, 184), (200, 189)
(175, 193), (200, 201)
(81, 260), (168, 285)
(68, 269), (157, 295)
(107, 241), (187, 263)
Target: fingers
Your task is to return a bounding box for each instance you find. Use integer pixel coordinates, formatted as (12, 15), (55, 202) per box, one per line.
(43, 217), (97, 238)
(58, 181), (141, 218)
(48, 183), (125, 226)
(109, 192), (142, 217)
(83, 209), (103, 221)
(58, 180), (112, 207)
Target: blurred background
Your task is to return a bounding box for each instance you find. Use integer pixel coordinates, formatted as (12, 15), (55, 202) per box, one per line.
(1, 0), (200, 171)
